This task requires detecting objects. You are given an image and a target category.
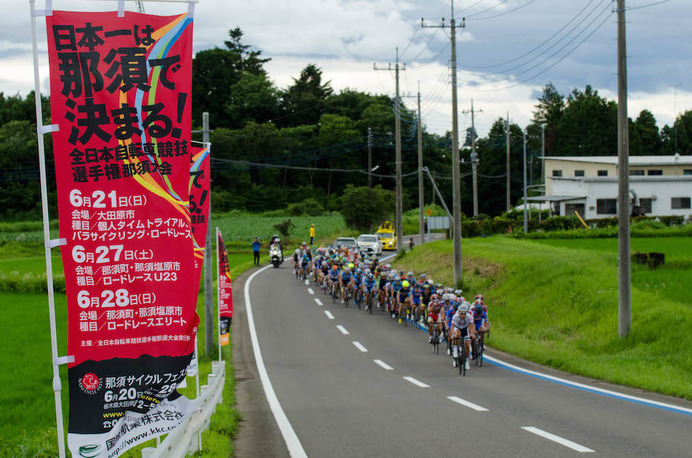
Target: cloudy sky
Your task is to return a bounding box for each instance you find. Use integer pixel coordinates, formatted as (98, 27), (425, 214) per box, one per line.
(3, 0), (690, 136)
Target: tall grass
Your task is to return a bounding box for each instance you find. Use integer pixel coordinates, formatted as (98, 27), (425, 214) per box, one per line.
(393, 236), (692, 399)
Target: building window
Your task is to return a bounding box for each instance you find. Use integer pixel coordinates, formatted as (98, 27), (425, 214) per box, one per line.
(597, 170), (608, 177)
(597, 199), (617, 214)
(671, 197), (691, 209)
(639, 198), (652, 214)
(552, 170), (562, 177)
(565, 203), (585, 217)
(574, 170), (585, 177)
(629, 170), (645, 176)
(684, 169), (692, 175)
(647, 169), (663, 176)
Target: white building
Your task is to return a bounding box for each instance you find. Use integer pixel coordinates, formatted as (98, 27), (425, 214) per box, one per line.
(531, 155), (692, 220)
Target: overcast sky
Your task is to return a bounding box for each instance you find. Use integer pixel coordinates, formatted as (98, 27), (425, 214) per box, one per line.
(3, 0), (690, 137)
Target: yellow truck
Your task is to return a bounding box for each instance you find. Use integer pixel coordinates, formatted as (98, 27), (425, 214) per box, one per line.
(375, 221), (397, 251)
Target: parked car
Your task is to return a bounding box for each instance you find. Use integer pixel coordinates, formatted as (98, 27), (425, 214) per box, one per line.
(334, 237), (357, 250)
(356, 234), (382, 255)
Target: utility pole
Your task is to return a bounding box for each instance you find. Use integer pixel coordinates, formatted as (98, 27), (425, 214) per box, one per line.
(202, 112), (214, 355)
(417, 82), (425, 242)
(368, 127), (373, 189)
(616, 0), (631, 338)
(463, 99), (482, 216)
(541, 124), (545, 186)
(375, 49), (405, 253)
(422, 1), (465, 287)
(506, 112), (511, 213)
(523, 128), (528, 233)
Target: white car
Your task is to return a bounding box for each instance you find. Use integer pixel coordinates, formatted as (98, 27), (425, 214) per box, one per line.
(357, 234), (382, 255)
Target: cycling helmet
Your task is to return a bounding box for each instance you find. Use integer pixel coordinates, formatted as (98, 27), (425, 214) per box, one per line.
(343, 268), (350, 273)
(442, 293), (450, 301)
(420, 273), (427, 279)
(295, 249), (300, 254)
(349, 263), (355, 268)
(454, 289), (463, 296)
(449, 294), (456, 301)
(406, 271), (413, 277)
(402, 280), (410, 288)
(386, 264), (392, 269)
(394, 275), (401, 281)
(458, 303), (470, 313)
(445, 287), (453, 293)
(368, 273), (374, 279)
(399, 270), (404, 276)
(423, 283), (430, 289)
(435, 289), (444, 296)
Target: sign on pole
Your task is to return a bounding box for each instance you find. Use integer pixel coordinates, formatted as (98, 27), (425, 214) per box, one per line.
(216, 229), (233, 347)
(46, 9), (198, 456)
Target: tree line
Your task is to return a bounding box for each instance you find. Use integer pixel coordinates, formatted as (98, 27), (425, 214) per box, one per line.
(1, 28), (690, 221)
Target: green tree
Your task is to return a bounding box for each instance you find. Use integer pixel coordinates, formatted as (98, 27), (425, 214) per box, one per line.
(225, 71), (281, 128)
(531, 82), (564, 156)
(192, 28), (271, 128)
(341, 185), (395, 231)
(553, 85), (617, 156)
(279, 64), (334, 127)
(633, 109), (662, 156)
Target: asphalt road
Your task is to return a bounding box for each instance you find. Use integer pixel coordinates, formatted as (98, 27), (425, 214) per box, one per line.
(233, 249), (692, 457)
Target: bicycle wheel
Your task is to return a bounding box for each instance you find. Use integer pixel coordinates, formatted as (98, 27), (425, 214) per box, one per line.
(478, 335), (484, 367)
(332, 284), (337, 304)
(459, 343), (466, 376)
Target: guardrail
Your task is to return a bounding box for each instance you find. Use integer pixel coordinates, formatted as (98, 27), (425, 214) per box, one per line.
(142, 361), (226, 458)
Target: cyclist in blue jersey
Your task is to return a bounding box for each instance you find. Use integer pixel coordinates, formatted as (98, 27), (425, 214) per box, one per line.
(339, 267), (353, 304)
(361, 272), (378, 311)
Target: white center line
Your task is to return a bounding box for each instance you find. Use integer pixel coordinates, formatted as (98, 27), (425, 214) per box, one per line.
(403, 376), (430, 388)
(374, 360), (393, 371)
(522, 427), (595, 453)
(352, 341), (368, 352)
(307, 288), (314, 295)
(324, 311), (335, 320)
(337, 325), (349, 335)
(314, 298), (323, 306)
(304, 279), (309, 286)
(447, 396), (489, 412)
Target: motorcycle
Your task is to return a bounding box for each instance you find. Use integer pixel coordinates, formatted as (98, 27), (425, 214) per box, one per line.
(270, 244), (283, 268)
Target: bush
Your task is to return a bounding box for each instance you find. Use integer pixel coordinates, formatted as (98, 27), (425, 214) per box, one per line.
(273, 219), (295, 237)
(285, 198), (325, 217)
(659, 215), (685, 226)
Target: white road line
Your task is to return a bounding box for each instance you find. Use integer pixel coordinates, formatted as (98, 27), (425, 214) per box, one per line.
(304, 279), (309, 286)
(307, 288), (314, 295)
(352, 341), (368, 352)
(337, 325), (349, 335)
(324, 310), (335, 320)
(374, 360), (394, 371)
(244, 265), (308, 457)
(314, 298), (323, 306)
(447, 396), (489, 412)
(522, 427), (595, 453)
(403, 376), (430, 388)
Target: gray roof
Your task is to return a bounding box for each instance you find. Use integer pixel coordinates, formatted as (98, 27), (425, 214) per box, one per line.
(542, 155), (692, 166)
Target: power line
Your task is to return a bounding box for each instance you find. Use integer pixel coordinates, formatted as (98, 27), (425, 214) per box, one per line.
(469, 0), (541, 21)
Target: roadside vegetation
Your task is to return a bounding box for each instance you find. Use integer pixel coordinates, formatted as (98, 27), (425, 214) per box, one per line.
(392, 236), (692, 400)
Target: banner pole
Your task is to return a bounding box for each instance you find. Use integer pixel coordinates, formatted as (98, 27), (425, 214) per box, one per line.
(29, 1), (66, 456)
(216, 228), (222, 362)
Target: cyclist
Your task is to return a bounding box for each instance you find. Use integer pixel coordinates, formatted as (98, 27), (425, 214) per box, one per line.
(390, 275), (403, 318)
(451, 302), (475, 370)
(397, 280), (411, 321)
(427, 296), (443, 345)
(361, 272), (378, 311)
(292, 249), (301, 276)
(327, 264), (341, 296)
(471, 298), (490, 352)
(339, 267), (353, 304)
(410, 281), (423, 322)
(299, 250), (311, 279)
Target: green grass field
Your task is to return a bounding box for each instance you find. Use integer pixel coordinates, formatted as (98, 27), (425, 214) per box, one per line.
(393, 236), (692, 400)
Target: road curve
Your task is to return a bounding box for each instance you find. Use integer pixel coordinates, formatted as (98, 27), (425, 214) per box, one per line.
(233, 259), (692, 457)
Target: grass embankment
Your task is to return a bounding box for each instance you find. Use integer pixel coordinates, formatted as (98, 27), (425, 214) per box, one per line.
(393, 236), (692, 400)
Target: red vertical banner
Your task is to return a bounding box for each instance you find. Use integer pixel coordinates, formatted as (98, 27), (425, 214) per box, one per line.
(46, 10), (198, 456)
(189, 145), (210, 293)
(217, 229), (233, 346)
